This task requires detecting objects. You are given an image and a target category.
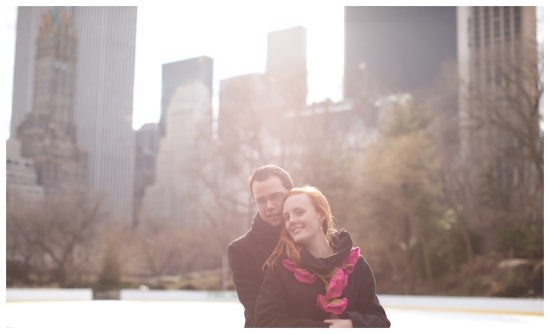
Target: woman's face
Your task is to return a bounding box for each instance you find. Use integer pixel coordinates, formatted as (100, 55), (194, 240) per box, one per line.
(283, 193), (325, 246)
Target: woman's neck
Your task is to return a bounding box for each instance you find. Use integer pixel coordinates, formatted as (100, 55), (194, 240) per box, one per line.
(304, 236), (334, 259)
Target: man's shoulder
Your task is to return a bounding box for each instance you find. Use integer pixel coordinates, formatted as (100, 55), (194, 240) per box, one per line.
(227, 228), (254, 253)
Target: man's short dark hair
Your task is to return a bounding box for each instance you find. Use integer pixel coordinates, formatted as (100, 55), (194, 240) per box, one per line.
(249, 165), (294, 199)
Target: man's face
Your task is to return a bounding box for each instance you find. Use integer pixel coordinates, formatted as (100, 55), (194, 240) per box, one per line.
(251, 176), (288, 227)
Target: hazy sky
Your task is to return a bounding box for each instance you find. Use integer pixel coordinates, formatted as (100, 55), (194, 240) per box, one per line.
(3, 2), (345, 141)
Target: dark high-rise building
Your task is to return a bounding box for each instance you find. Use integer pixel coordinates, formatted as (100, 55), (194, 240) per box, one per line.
(344, 6), (457, 98)
(11, 6), (138, 223)
(265, 26), (307, 111)
(160, 56), (213, 137)
(16, 7), (88, 195)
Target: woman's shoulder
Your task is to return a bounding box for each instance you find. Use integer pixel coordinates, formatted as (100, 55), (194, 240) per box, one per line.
(349, 254), (377, 282)
(354, 254), (370, 269)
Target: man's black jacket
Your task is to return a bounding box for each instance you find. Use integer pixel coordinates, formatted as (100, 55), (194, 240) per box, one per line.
(227, 212), (282, 327)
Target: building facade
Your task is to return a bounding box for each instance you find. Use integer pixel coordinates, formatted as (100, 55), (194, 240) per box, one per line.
(16, 7), (88, 196)
(457, 6), (538, 159)
(133, 123), (159, 226)
(6, 138), (45, 209)
(11, 6), (138, 222)
(344, 6), (457, 99)
(140, 82), (212, 227)
(456, 6), (541, 236)
(160, 56), (213, 137)
(265, 26), (308, 112)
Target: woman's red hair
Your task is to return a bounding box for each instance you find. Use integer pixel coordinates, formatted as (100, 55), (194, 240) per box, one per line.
(264, 185), (338, 271)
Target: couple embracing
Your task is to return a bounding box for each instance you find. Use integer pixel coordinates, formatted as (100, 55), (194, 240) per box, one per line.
(227, 165), (391, 328)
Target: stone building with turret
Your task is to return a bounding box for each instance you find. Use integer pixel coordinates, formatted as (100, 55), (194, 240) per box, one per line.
(16, 7), (88, 196)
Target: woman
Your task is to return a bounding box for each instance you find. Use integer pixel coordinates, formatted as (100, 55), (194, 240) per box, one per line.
(255, 186), (390, 328)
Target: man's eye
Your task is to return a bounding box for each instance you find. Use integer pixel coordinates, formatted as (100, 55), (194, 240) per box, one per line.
(271, 193), (283, 200)
(296, 210), (304, 215)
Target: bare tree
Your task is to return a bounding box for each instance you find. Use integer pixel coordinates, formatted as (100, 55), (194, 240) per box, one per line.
(7, 193), (103, 286)
(461, 40), (543, 227)
(357, 95), (444, 294)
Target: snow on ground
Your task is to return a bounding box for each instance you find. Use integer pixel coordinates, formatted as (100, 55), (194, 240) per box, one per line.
(5, 300), (546, 333)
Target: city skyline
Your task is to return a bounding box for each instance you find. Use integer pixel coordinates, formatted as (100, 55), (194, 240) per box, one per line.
(4, 4), (543, 145)
(4, 4), (546, 301)
(4, 3), (345, 141)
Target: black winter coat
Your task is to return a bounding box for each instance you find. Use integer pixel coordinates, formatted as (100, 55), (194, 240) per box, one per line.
(255, 230), (390, 328)
(227, 212), (282, 328)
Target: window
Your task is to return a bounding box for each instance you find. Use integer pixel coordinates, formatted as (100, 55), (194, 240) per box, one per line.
(494, 7), (501, 44)
(495, 53), (502, 86)
(474, 7), (481, 47)
(513, 7), (521, 37)
(486, 60), (492, 86)
(484, 7), (491, 46)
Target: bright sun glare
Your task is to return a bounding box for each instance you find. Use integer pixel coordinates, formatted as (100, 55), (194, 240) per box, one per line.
(132, 1), (344, 130)
(3, 3), (344, 140)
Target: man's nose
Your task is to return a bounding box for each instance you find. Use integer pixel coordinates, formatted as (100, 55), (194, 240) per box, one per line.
(266, 198), (277, 209)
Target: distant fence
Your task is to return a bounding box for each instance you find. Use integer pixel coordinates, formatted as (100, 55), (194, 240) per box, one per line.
(6, 289), (543, 316)
(377, 295), (543, 316)
(120, 289), (238, 301)
(6, 288), (93, 301)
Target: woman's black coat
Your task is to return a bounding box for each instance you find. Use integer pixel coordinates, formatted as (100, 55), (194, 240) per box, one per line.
(254, 230), (390, 328)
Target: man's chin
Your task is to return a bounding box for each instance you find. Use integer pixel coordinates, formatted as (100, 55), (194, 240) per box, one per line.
(267, 218), (283, 227)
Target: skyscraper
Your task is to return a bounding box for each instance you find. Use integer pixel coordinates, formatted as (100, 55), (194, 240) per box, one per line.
(265, 26), (307, 111)
(457, 6), (541, 236)
(344, 6), (457, 98)
(133, 123), (159, 226)
(16, 7), (88, 196)
(457, 6), (538, 159)
(11, 6), (138, 222)
(160, 56), (213, 137)
(218, 73), (265, 149)
(141, 82), (212, 227)
(6, 137), (45, 209)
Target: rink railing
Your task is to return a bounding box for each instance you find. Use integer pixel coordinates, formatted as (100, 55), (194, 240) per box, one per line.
(6, 288), (543, 316)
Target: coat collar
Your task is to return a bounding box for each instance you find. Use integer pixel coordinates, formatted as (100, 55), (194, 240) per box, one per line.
(299, 229), (354, 275)
(250, 211), (282, 251)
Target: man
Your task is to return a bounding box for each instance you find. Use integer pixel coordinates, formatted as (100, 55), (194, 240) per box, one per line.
(227, 165), (294, 327)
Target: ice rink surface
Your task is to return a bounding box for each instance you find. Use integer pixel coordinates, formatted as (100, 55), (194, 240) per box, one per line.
(5, 300), (547, 333)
